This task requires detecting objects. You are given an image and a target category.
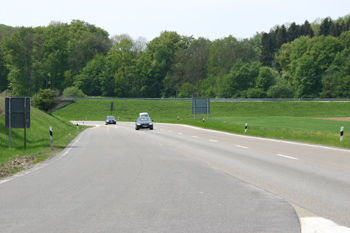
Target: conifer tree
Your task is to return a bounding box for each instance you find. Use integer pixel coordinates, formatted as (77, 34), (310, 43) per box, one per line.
(287, 22), (300, 42)
(260, 33), (274, 67)
(301, 20), (314, 37)
(319, 17), (333, 36)
(276, 25), (288, 49)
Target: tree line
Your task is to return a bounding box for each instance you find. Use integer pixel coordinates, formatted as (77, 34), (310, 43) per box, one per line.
(0, 16), (350, 99)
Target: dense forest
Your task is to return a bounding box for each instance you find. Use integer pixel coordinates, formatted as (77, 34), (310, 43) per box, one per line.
(0, 16), (350, 98)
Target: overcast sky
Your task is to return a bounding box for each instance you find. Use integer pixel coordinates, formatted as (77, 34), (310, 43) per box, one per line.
(0, 0), (349, 41)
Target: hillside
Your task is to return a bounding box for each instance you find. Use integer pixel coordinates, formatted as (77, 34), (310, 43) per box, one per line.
(52, 99), (350, 149)
(52, 99), (350, 120)
(0, 101), (86, 176)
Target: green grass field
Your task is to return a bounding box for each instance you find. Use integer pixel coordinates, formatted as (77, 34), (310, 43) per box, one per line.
(52, 99), (350, 149)
(53, 99), (350, 119)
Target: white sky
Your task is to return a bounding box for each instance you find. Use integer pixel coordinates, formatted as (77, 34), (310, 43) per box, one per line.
(0, 0), (349, 41)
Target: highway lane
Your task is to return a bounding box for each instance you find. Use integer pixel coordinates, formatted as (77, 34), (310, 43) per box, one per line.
(0, 122), (300, 233)
(147, 122), (350, 230)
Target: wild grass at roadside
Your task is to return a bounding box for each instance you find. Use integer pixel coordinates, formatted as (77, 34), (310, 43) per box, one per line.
(0, 107), (87, 169)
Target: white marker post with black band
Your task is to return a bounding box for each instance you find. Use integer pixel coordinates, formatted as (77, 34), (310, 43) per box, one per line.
(50, 126), (53, 147)
(340, 126), (344, 142)
(245, 123), (248, 133)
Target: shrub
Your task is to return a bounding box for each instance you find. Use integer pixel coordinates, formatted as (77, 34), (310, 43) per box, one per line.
(62, 86), (87, 98)
(246, 88), (266, 98)
(267, 77), (294, 98)
(32, 89), (60, 112)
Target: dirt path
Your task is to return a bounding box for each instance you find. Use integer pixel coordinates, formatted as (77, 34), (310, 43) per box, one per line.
(323, 117), (350, 121)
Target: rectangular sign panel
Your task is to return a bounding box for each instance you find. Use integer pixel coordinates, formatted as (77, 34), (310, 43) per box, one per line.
(5, 97), (31, 128)
(192, 98), (210, 114)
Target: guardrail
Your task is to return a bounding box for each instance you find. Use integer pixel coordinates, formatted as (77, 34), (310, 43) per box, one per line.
(61, 97), (350, 102)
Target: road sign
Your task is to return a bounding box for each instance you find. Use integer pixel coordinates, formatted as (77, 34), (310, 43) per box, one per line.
(192, 98), (210, 114)
(5, 97), (31, 148)
(5, 97), (30, 128)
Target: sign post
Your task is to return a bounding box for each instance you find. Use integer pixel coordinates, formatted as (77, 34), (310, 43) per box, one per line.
(340, 126), (344, 142)
(50, 126), (53, 147)
(8, 97), (11, 148)
(193, 94), (197, 119)
(24, 98), (27, 148)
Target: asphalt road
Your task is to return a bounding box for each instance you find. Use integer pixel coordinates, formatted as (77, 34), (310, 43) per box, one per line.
(1, 121), (349, 232)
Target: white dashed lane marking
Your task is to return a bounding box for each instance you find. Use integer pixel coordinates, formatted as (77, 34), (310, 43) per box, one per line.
(235, 145), (248, 149)
(277, 154), (299, 160)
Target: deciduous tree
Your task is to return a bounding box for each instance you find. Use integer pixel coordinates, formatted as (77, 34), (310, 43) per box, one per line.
(256, 67), (275, 91)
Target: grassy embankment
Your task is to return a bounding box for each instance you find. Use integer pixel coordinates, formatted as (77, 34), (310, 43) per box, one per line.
(52, 99), (350, 149)
(0, 96), (87, 174)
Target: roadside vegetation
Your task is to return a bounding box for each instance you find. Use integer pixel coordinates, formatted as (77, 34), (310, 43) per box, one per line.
(0, 94), (87, 177)
(53, 99), (350, 149)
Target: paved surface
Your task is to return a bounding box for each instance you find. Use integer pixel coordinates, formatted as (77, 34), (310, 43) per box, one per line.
(1, 121), (349, 232)
(148, 123), (350, 230)
(0, 122), (300, 233)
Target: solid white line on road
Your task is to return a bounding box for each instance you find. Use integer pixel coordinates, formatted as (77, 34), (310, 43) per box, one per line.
(192, 136), (198, 138)
(0, 128), (84, 186)
(0, 179), (10, 185)
(301, 217), (350, 233)
(177, 124), (350, 153)
(277, 154), (299, 160)
(178, 133), (183, 135)
(235, 145), (248, 149)
(209, 139), (218, 142)
(168, 130), (172, 132)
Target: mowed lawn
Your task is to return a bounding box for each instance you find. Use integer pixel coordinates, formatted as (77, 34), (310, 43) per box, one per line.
(214, 116), (348, 134)
(52, 99), (350, 148)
